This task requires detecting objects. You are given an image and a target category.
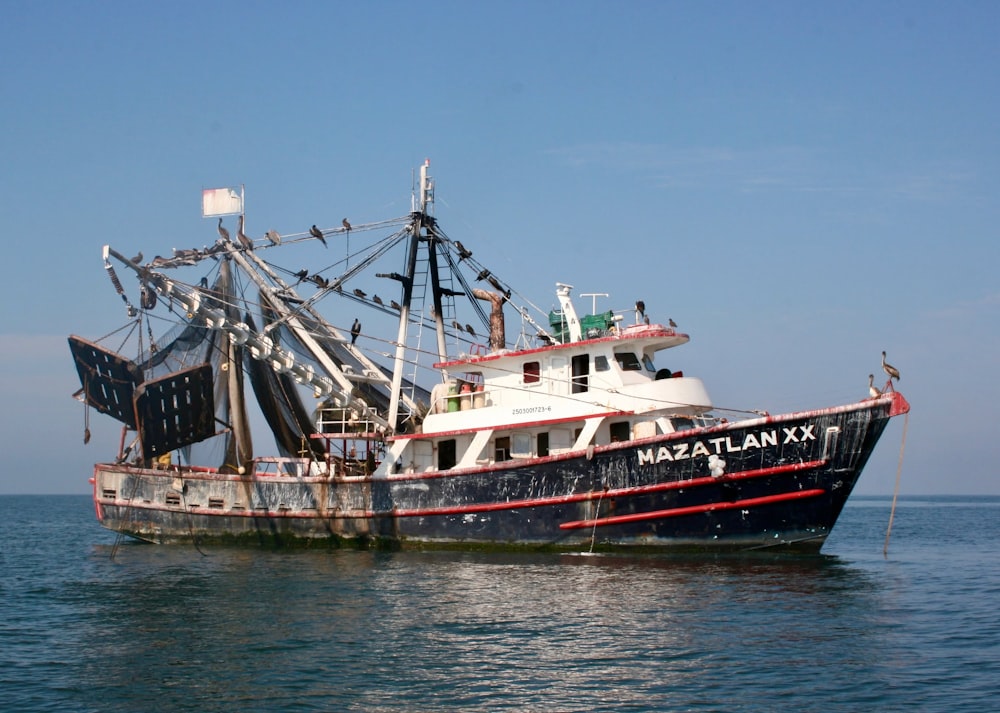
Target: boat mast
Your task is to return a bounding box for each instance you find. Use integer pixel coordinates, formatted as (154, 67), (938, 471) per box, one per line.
(386, 160), (439, 429)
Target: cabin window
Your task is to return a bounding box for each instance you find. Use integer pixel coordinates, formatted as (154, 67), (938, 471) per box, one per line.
(438, 439), (456, 470)
(523, 361), (540, 384)
(571, 354), (589, 393)
(494, 436), (511, 462)
(642, 354), (656, 372)
(512, 433), (532, 458)
(549, 429), (571, 454)
(537, 432), (550, 457)
(413, 440), (433, 471)
(609, 421), (631, 443)
(614, 351), (642, 371)
(634, 421), (657, 439)
(671, 417), (695, 432)
(594, 355), (610, 372)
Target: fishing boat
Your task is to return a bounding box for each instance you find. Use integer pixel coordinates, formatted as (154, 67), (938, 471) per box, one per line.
(69, 162), (909, 551)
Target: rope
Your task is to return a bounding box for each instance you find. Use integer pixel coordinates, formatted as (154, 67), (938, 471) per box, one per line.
(883, 411), (909, 557)
(589, 487), (607, 553)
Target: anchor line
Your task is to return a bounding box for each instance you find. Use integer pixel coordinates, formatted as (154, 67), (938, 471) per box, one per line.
(883, 411), (909, 557)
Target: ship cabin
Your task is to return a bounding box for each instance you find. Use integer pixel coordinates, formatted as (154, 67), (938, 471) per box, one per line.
(379, 286), (716, 476)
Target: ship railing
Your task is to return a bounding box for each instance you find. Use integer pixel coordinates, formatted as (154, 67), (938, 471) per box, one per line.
(316, 407), (380, 435)
(253, 457), (312, 478)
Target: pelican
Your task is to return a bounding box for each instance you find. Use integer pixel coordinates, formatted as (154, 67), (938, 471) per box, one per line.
(350, 318), (361, 345)
(217, 218), (230, 242)
(265, 229), (281, 245)
(868, 374), (881, 398)
(309, 225), (328, 248)
(881, 351), (900, 381)
(237, 215), (253, 251)
(342, 218), (352, 232)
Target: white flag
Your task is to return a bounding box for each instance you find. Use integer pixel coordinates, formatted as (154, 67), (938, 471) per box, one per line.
(202, 187), (243, 217)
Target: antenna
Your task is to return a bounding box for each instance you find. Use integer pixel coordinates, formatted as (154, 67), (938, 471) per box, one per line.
(579, 292), (608, 313)
(419, 159), (434, 215)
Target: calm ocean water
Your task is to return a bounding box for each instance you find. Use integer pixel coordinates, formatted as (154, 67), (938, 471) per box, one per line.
(1, 495), (997, 712)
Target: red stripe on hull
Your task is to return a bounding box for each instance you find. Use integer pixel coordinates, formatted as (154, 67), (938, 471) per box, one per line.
(389, 459), (827, 518)
(558, 488), (827, 530)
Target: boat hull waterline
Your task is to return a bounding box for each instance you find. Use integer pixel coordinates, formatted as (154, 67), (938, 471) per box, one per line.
(93, 391), (907, 552)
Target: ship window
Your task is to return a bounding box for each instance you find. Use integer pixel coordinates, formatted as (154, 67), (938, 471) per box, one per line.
(495, 436), (511, 462)
(609, 421), (630, 443)
(671, 417), (695, 432)
(512, 433), (531, 458)
(594, 355), (610, 372)
(614, 352), (642, 371)
(537, 432), (550, 457)
(549, 429), (571, 454)
(523, 361), (540, 384)
(571, 354), (589, 393)
(438, 439), (456, 470)
(643, 354), (656, 372)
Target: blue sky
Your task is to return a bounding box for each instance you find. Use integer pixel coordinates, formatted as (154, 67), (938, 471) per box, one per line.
(1, 1), (997, 495)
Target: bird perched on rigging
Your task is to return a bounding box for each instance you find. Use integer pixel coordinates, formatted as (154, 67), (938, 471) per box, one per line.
(455, 241), (473, 262)
(881, 351), (901, 382)
(390, 300), (401, 311)
(342, 218), (352, 232)
(217, 218), (230, 243)
(372, 294), (383, 306)
(265, 229), (281, 246)
(130, 251), (143, 265)
(350, 318), (361, 345)
(353, 288), (367, 299)
(237, 215), (253, 251)
(868, 374), (881, 398)
(465, 324), (476, 336)
(309, 225), (327, 247)
(293, 268), (308, 282)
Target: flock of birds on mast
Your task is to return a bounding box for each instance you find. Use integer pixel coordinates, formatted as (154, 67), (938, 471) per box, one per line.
(160, 219), (909, 404)
(135, 221), (908, 412)
(215, 216), (352, 252)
